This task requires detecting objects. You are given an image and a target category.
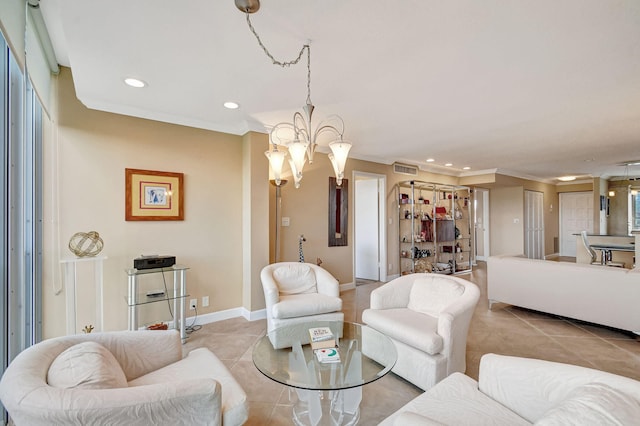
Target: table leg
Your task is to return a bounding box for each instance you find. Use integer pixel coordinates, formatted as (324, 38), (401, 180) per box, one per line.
(291, 389), (360, 426)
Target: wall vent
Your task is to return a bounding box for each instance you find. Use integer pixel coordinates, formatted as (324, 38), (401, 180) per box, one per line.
(393, 162), (418, 176)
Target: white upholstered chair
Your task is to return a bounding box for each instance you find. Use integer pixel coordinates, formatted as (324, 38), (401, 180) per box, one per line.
(260, 262), (343, 349)
(0, 330), (248, 426)
(362, 273), (480, 391)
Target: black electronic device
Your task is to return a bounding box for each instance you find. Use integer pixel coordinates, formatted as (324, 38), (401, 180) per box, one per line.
(134, 255), (176, 270)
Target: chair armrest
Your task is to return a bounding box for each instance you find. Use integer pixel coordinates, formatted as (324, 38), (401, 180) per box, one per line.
(7, 379), (222, 426)
(81, 330), (183, 380)
(478, 353), (640, 423)
(370, 276), (414, 309)
(260, 268), (280, 309)
(314, 266), (340, 297)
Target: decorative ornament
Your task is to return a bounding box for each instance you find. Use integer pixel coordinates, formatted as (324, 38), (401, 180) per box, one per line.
(82, 325), (94, 334)
(68, 231), (104, 257)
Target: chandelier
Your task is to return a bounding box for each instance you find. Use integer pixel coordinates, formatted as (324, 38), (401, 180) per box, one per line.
(235, 0), (352, 188)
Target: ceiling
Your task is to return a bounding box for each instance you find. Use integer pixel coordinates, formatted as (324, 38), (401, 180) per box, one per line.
(39, 0), (640, 183)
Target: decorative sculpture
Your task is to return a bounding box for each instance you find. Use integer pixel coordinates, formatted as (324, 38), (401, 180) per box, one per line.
(298, 235), (306, 263)
(82, 325), (94, 334)
(68, 231), (104, 257)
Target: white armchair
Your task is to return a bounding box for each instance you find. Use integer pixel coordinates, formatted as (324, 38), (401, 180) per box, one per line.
(362, 273), (480, 390)
(260, 262), (343, 349)
(0, 330), (248, 426)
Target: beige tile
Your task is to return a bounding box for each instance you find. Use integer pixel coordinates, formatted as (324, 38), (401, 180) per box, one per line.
(181, 260), (640, 425)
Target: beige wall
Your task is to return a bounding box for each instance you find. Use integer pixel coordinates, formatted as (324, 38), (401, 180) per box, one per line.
(42, 68), (249, 337)
(489, 186), (525, 255)
(40, 68), (575, 338)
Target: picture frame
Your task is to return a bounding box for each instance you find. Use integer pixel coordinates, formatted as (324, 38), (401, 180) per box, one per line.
(125, 168), (184, 221)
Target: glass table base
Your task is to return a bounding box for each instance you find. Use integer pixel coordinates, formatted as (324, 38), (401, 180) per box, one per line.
(291, 388), (361, 426)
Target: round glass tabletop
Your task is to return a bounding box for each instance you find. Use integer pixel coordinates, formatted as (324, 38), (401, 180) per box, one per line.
(252, 321), (397, 391)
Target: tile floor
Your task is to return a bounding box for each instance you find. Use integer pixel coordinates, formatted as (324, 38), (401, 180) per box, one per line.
(182, 261), (640, 425)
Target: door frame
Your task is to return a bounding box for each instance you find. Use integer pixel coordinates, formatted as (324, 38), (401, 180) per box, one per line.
(352, 171), (387, 283)
(474, 188), (490, 261)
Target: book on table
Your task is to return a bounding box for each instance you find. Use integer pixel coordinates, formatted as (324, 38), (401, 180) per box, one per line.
(315, 347), (341, 363)
(308, 326), (336, 350)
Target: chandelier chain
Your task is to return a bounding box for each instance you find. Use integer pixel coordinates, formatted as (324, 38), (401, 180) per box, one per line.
(245, 12), (312, 104)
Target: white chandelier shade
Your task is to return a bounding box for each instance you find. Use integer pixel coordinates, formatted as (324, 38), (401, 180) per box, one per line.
(264, 148), (286, 186)
(328, 139), (352, 186)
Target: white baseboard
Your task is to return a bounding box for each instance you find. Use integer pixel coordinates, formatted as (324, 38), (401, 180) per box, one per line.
(186, 306), (266, 326)
(340, 281), (355, 291)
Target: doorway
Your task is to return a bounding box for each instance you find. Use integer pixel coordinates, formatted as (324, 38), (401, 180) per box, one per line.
(354, 172), (386, 283)
(559, 191), (593, 257)
(474, 188), (490, 261)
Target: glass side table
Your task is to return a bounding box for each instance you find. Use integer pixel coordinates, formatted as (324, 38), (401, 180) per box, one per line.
(125, 265), (189, 342)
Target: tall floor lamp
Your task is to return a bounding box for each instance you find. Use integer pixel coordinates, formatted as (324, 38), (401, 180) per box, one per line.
(270, 179), (287, 262)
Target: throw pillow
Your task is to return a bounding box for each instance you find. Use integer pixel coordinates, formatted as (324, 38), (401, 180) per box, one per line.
(273, 264), (317, 295)
(407, 277), (464, 316)
(535, 382), (640, 425)
(47, 341), (128, 389)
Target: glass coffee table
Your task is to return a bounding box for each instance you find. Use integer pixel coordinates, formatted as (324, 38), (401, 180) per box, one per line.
(252, 321), (397, 425)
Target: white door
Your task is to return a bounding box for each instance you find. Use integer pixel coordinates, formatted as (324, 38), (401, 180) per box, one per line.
(524, 190), (544, 259)
(474, 188), (490, 261)
(559, 192), (593, 257)
(355, 177), (380, 280)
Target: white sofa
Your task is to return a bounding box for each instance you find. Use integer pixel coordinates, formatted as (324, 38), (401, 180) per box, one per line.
(362, 273), (480, 391)
(0, 330), (248, 425)
(488, 255), (640, 335)
(380, 353), (640, 425)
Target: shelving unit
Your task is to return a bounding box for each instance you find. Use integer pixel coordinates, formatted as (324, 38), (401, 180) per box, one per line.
(397, 181), (472, 275)
(125, 265), (189, 342)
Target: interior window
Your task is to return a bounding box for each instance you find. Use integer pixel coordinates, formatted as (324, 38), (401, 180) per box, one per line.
(631, 187), (640, 233)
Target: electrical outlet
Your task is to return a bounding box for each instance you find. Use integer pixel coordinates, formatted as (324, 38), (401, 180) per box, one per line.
(202, 296), (209, 307)
(190, 299), (197, 310)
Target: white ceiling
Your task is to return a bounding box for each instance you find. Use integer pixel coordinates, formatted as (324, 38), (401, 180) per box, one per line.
(39, 0), (640, 182)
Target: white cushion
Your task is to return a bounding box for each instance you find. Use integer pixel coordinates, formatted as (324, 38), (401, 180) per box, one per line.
(407, 277), (464, 316)
(272, 293), (342, 319)
(129, 347), (248, 426)
(47, 341), (127, 389)
(362, 308), (443, 355)
(535, 382), (640, 426)
(394, 411), (446, 425)
(273, 264), (317, 295)
(380, 372), (530, 426)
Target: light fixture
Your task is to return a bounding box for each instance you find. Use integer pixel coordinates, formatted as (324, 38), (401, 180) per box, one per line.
(608, 190), (615, 197)
(224, 101), (239, 109)
(426, 158), (435, 163)
(124, 77), (146, 88)
(445, 163), (453, 167)
(236, 0), (352, 187)
(463, 166), (471, 170)
(558, 176), (576, 182)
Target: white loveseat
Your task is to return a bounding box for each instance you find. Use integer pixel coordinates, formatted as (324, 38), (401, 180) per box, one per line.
(380, 353), (640, 425)
(0, 330), (248, 425)
(488, 255), (640, 335)
(362, 273), (480, 391)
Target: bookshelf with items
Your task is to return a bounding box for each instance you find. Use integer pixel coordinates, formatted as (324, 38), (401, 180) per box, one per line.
(397, 181), (472, 275)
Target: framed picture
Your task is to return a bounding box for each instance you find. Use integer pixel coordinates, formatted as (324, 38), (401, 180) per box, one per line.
(125, 168), (184, 221)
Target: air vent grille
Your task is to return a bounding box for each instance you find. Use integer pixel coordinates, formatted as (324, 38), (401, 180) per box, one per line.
(393, 163), (418, 176)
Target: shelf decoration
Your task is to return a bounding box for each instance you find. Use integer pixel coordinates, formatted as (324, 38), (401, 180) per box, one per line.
(68, 231), (104, 257)
(125, 168), (184, 221)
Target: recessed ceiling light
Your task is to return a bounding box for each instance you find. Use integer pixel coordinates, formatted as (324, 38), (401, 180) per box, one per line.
(124, 78), (146, 88)
(224, 101), (239, 109)
(444, 163), (453, 167)
(558, 176), (576, 182)
(426, 158), (435, 163)
(463, 166), (471, 170)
